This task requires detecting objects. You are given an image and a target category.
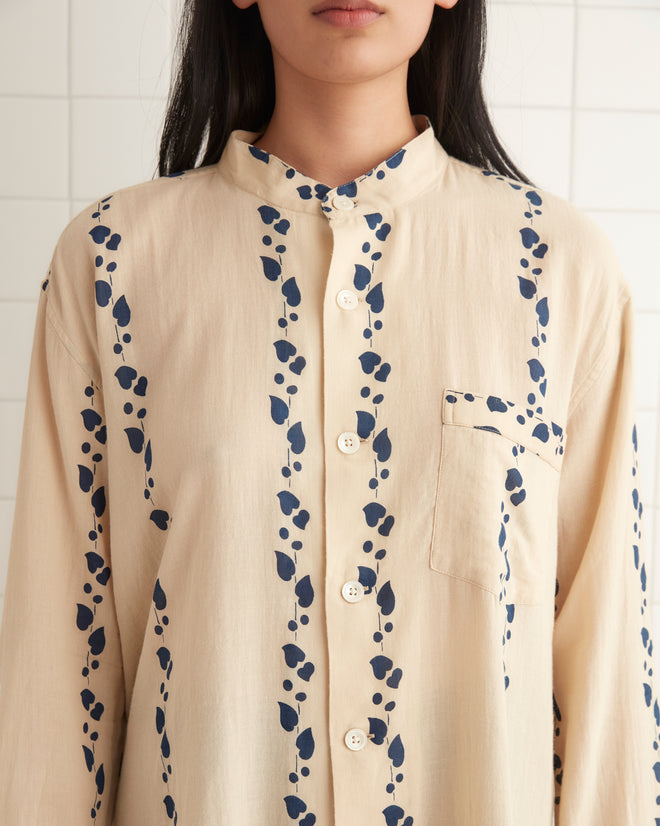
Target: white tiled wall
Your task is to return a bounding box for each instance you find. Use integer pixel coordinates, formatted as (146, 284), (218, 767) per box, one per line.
(1, 1), (659, 659)
(0, 0), (176, 625)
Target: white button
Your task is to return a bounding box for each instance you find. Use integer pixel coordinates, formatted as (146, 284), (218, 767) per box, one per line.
(337, 431), (360, 454)
(336, 289), (358, 310)
(345, 728), (368, 751)
(341, 580), (364, 603)
(332, 193), (355, 210)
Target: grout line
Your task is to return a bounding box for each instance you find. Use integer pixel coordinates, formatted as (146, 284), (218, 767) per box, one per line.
(654, 494), (660, 606)
(653, 306), (660, 576)
(567, 2), (578, 204)
(67, 0), (73, 220)
(491, 104), (660, 116)
(0, 92), (170, 102)
(578, 3), (660, 7)
(652, 501), (659, 605)
(492, 1), (660, 8)
(489, 1), (573, 5)
(0, 195), (76, 203)
(0, 93), (657, 115)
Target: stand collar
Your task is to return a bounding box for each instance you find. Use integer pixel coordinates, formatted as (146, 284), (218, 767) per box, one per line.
(215, 113), (449, 217)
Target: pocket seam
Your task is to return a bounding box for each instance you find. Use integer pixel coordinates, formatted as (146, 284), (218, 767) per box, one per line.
(428, 419), (445, 572)
(441, 391), (565, 473)
(429, 431), (501, 598)
(429, 423), (502, 598)
(429, 421), (498, 597)
(443, 419), (561, 474)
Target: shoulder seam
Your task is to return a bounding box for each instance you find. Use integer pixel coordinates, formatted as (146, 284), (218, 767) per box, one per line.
(45, 299), (103, 390)
(566, 286), (630, 418)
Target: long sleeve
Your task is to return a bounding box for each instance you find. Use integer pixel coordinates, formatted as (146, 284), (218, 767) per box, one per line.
(553, 287), (660, 824)
(0, 275), (126, 823)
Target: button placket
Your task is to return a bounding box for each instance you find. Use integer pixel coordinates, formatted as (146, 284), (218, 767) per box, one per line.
(325, 186), (374, 762)
(329, 194), (362, 464)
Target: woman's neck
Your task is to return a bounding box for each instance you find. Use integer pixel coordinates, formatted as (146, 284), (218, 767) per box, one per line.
(251, 57), (421, 188)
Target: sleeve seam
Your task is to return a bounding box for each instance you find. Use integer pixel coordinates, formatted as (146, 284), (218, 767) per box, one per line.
(45, 300), (103, 391)
(566, 287), (630, 419)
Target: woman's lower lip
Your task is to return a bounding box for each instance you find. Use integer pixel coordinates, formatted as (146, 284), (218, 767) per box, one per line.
(313, 9), (383, 27)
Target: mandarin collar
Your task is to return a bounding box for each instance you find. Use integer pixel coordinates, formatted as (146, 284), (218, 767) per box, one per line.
(215, 113), (449, 218)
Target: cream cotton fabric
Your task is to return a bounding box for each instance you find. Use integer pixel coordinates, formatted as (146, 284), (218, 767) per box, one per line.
(0, 113), (658, 825)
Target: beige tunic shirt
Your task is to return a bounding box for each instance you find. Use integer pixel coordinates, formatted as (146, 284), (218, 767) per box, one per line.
(0, 113), (657, 825)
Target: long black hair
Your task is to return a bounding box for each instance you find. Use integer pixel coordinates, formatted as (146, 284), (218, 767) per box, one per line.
(158, 0), (535, 186)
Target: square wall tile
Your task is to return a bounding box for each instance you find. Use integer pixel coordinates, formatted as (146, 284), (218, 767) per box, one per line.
(582, 212), (660, 313)
(71, 0), (172, 98)
(573, 112), (660, 211)
(169, 0), (185, 47)
(0, 402), (25, 500)
(71, 97), (167, 201)
(580, 0), (660, 7)
(634, 314), (660, 410)
(484, 4), (574, 108)
(0, 0), (68, 96)
(0, 302), (38, 401)
(71, 201), (98, 222)
(0, 200), (70, 301)
(489, 106), (572, 199)
(657, 437), (660, 511)
(576, 9), (660, 111)
(0, 499), (14, 597)
(0, 98), (69, 199)
(489, 0), (572, 4)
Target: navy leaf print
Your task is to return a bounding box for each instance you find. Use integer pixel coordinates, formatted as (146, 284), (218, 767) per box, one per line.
(153, 579), (167, 611)
(83, 745), (94, 771)
(275, 551), (296, 581)
(78, 464), (93, 493)
(518, 276), (537, 299)
(91, 486), (106, 518)
(124, 427), (145, 453)
(95, 280), (112, 307)
(89, 226), (111, 244)
(112, 295), (131, 327)
(76, 603), (94, 631)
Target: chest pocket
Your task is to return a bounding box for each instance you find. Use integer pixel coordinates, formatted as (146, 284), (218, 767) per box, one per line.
(429, 388), (566, 606)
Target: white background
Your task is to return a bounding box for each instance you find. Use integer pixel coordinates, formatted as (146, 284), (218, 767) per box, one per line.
(0, 0), (659, 670)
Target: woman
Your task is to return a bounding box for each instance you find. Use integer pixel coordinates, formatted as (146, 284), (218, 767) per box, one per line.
(0, 0), (657, 823)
